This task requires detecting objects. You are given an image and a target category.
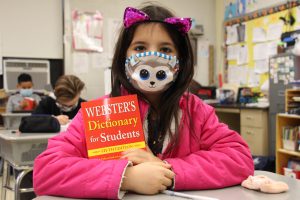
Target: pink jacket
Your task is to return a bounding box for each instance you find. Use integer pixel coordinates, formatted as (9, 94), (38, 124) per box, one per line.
(33, 93), (254, 199)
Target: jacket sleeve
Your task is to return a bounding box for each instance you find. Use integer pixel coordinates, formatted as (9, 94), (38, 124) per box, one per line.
(33, 98), (49, 115)
(164, 97), (254, 190)
(34, 94), (42, 104)
(33, 110), (130, 199)
(6, 96), (13, 112)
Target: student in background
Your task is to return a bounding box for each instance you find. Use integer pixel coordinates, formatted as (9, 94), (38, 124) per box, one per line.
(6, 73), (41, 112)
(33, 75), (86, 125)
(33, 4), (254, 199)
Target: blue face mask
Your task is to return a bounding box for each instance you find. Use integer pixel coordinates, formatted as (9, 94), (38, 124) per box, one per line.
(20, 89), (33, 97)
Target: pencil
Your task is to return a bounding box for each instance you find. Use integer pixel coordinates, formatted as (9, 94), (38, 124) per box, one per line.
(162, 190), (219, 200)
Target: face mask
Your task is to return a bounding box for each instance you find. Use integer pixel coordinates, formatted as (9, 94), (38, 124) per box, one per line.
(56, 101), (78, 112)
(20, 89), (33, 97)
(125, 51), (179, 93)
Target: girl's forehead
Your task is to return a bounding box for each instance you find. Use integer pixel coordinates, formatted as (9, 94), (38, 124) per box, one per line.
(132, 23), (173, 43)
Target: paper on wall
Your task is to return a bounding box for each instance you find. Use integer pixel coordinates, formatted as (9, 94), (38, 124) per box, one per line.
(253, 43), (269, 60)
(72, 52), (89, 74)
(195, 40), (209, 85)
(266, 22), (283, 41)
(228, 65), (248, 85)
(88, 15), (103, 38)
(72, 10), (103, 52)
(268, 41), (278, 56)
(227, 44), (239, 60)
(237, 45), (248, 65)
(254, 59), (269, 74)
(248, 69), (260, 87)
(198, 42), (209, 58)
(226, 24), (239, 45)
(237, 66), (248, 85)
(228, 65), (238, 85)
(252, 27), (266, 42)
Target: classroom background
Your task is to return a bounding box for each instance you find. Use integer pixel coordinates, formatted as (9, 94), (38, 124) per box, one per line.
(1, 0), (300, 199)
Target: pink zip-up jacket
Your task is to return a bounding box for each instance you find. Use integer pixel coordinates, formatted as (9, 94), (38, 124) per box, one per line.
(33, 93), (254, 199)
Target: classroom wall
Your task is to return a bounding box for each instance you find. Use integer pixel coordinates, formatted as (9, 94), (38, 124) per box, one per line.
(64, 0), (216, 100)
(215, 0), (288, 83)
(0, 0), (63, 59)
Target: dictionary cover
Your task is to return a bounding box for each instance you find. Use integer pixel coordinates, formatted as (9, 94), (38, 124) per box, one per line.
(81, 94), (146, 160)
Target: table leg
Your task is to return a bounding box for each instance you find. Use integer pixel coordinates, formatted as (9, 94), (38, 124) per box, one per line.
(1, 160), (10, 200)
(14, 169), (33, 200)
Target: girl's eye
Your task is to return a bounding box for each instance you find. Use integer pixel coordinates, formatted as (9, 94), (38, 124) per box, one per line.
(134, 46), (146, 51)
(160, 47), (172, 54)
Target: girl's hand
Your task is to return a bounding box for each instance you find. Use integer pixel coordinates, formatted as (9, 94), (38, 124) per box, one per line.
(121, 162), (174, 194)
(55, 115), (69, 125)
(121, 146), (162, 165)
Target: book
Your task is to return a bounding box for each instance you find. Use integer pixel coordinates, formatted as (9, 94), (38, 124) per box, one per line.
(81, 94), (146, 160)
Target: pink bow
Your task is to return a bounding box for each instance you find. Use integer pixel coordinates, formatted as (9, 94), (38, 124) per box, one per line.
(123, 7), (192, 34)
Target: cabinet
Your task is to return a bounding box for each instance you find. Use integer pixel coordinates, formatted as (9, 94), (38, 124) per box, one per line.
(285, 89), (300, 113)
(241, 109), (268, 156)
(276, 114), (300, 174)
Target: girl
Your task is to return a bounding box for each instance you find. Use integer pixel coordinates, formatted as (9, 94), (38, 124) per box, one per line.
(33, 4), (254, 199)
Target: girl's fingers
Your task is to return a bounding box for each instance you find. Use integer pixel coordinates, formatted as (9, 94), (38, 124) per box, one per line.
(159, 185), (167, 192)
(162, 177), (173, 187)
(164, 169), (175, 179)
(148, 162), (172, 169)
(121, 155), (144, 164)
(122, 148), (139, 154)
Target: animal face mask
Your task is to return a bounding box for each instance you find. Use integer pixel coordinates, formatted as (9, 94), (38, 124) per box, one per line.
(125, 52), (179, 93)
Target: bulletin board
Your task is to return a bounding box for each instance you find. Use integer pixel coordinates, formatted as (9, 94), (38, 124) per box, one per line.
(224, 1), (300, 90)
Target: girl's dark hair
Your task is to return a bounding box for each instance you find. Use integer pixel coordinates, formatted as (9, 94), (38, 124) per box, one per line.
(111, 3), (194, 154)
(54, 75), (85, 102)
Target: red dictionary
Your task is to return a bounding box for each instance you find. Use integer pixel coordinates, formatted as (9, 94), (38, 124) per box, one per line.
(81, 94), (146, 160)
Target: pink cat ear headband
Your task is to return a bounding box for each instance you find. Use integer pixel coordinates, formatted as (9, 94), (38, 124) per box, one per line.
(123, 7), (192, 34)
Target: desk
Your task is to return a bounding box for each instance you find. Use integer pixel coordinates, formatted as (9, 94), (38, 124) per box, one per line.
(33, 171), (300, 200)
(212, 104), (269, 156)
(0, 130), (57, 200)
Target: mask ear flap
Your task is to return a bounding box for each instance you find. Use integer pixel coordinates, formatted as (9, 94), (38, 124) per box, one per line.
(130, 55), (140, 67)
(168, 56), (178, 68)
(125, 55), (140, 80)
(167, 57), (179, 82)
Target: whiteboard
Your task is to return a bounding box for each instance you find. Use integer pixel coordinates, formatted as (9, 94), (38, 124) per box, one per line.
(0, 0), (63, 59)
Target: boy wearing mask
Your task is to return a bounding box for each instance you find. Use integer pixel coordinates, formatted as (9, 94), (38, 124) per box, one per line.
(6, 73), (41, 112)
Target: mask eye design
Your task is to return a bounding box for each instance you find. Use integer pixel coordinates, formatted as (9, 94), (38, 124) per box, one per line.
(156, 70), (167, 81)
(139, 69), (150, 80)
